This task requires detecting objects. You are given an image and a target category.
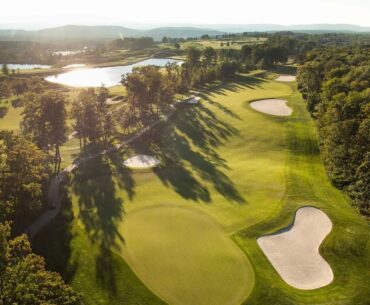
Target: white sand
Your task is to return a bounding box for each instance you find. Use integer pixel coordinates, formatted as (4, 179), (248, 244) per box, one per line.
(187, 96), (201, 104)
(106, 98), (123, 105)
(123, 154), (160, 169)
(275, 75), (296, 82)
(258, 207), (334, 290)
(250, 99), (292, 116)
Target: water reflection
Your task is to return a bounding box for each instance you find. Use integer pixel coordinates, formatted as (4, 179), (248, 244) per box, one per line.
(45, 58), (182, 87)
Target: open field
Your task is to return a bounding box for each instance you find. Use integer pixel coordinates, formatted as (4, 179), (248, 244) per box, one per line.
(160, 37), (266, 50)
(30, 72), (369, 305)
(0, 103), (23, 130)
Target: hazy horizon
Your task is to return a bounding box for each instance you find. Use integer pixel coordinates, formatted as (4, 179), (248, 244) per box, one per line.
(1, 0), (370, 30)
(1, 22), (370, 32)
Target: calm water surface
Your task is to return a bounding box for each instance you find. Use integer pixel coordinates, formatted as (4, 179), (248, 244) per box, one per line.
(45, 58), (182, 87)
(63, 64), (86, 69)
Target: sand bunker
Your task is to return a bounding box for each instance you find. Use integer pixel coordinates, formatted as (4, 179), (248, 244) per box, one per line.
(250, 99), (292, 116)
(187, 96), (201, 104)
(106, 98), (123, 105)
(258, 207), (333, 290)
(123, 154), (160, 169)
(275, 75), (296, 82)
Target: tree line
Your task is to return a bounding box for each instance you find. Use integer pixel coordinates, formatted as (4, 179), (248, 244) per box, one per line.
(297, 46), (369, 215)
(0, 88), (79, 303)
(0, 130), (80, 304)
(108, 37), (155, 51)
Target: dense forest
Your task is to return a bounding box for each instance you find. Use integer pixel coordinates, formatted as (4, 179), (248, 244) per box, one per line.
(297, 46), (370, 215)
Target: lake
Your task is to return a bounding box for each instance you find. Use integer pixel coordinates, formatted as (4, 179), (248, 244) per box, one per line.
(1, 64), (51, 70)
(45, 58), (182, 87)
(63, 64), (86, 69)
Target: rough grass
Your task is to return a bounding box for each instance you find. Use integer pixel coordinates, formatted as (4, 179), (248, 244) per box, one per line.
(234, 89), (370, 305)
(33, 73), (369, 305)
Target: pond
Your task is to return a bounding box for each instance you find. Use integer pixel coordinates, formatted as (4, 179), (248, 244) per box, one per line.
(63, 64), (86, 69)
(45, 58), (182, 87)
(1, 64), (51, 70)
(53, 50), (83, 56)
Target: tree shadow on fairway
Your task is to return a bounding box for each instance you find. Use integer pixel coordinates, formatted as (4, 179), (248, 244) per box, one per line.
(201, 74), (267, 98)
(71, 154), (134, 294)
(128, 97), (246, 204)
(32, 179), (78, 284)
(270, 65), (298, 75)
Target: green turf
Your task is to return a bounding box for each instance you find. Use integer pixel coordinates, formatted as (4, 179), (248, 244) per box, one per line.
(161, 37), (267, 50)
(0, 104), (23, 131)
(33, 73), (369, 305)
(117, 205), (254, 305)
(233, 89), (370, 305)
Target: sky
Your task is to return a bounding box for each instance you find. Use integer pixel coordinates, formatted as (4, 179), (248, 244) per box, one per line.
(1, 0), (369, 29)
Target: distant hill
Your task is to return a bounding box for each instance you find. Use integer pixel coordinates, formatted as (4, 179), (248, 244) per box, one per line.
(204, 23), (370, 33)
(0, 24), (369, 42)
(143, 27), (222, 40)
(36, 25), (141, 39)
(0, 25), (223, 41)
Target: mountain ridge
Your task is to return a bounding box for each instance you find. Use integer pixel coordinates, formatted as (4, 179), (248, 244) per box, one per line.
(0, 24), (369, 42)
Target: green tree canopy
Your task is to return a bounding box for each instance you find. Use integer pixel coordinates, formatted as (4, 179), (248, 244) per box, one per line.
(0, 132), (50, 226)
(0, 222), (80, 305)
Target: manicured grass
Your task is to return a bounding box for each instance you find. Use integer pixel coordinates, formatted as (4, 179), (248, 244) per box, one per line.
(34, 73), (369, 305)
(118, 206), (253, 305)
(108, 85), (127, 97)
(0, 104), (23, 131)
(161, 37), (267, 50)
(234, 88), (370, 305)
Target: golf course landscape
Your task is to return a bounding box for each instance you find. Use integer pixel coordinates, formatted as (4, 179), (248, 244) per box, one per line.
(32, 70), (370, 305)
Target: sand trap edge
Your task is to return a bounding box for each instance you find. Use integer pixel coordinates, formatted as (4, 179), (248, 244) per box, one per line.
(123, 154), (161, 169)
(249, 99), (293, 117)
(275, 75), (296, 82)
(257, 206), (334, 290)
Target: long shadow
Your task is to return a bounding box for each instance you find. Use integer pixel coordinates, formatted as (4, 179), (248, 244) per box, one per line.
(127, 92), (247, 204)
(270, 65), (298, 75)
(202, 74), (267, 98)
(32, 177), (78, 283)
(70, 153), (134, 294)
(35, 74), (263, 290)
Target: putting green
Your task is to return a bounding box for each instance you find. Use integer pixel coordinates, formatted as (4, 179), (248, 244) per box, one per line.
(118, 206), (254, 305)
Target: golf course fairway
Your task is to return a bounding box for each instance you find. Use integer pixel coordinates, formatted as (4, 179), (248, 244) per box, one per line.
(33, 72), (370, 305)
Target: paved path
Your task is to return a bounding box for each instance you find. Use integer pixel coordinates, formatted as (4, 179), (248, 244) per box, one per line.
(26, 105), (177, 239)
